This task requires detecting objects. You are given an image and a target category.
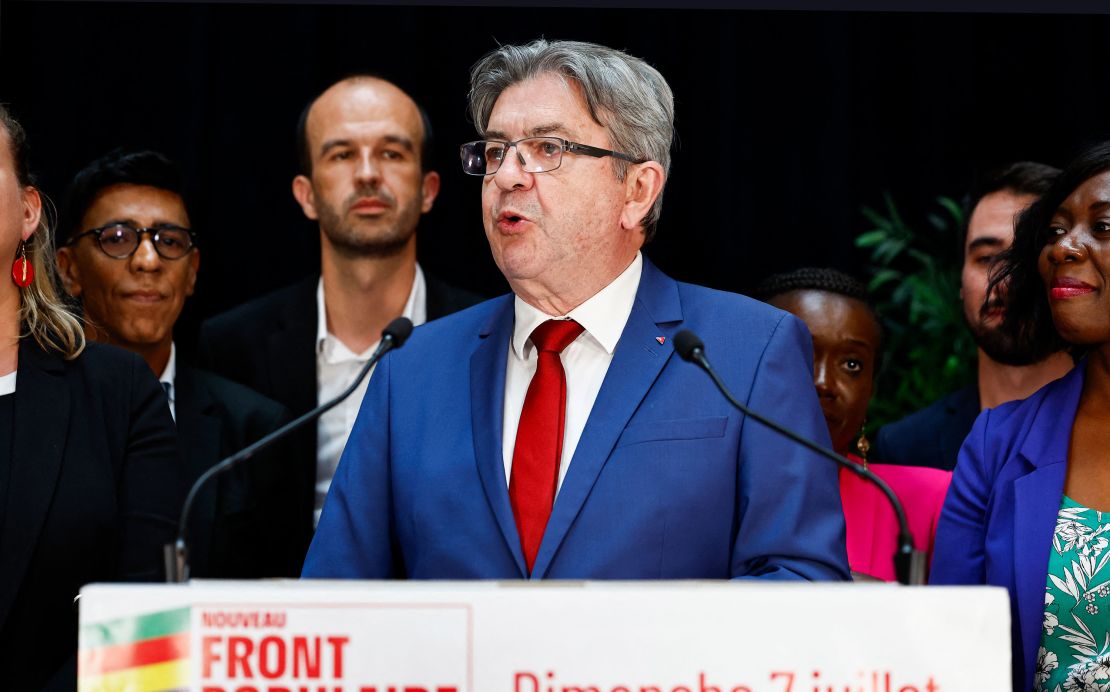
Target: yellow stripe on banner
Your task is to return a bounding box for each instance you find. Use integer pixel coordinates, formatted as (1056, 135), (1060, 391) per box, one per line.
(77, 658), (189, 692)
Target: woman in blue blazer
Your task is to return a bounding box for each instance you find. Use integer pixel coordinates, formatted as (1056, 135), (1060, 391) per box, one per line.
(931, 143), (1110, 692)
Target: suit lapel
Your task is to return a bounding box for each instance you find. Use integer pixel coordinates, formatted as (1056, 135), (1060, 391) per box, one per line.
(1010, 362), (1083, 679)
(0, 341), (69, 628)
(1013, 463), (1065, 676)
(469, 296), (526, 576)
(173, 369), (225, 510)
(266, 279), (318, 533)
(531, 260), (682, 578)
(425, 273), (450, 321)
(268, 276), (318, 415)
(941, 386), (980, 471)
(425, 272), (468, 321)
(267, 329), (316, 415)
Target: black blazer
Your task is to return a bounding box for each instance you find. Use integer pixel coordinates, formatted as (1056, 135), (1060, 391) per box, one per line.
(174, 365), (299, 578)
(871, 384), (980, 471)
(196, 272), (484, 565)
(0, 340), (181, 690)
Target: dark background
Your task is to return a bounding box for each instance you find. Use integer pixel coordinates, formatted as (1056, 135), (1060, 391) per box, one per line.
(4, 2), (1110, 353)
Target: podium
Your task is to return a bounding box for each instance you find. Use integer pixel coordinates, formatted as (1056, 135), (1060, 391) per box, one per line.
(78, 581), (1010, 691)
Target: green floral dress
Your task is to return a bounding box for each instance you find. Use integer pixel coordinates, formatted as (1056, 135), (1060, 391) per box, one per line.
(1036, 496), (1110, 692)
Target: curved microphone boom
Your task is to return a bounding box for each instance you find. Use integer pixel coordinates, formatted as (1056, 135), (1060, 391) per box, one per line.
(165, 317), (414, 582)
(673, 329), (924, 585)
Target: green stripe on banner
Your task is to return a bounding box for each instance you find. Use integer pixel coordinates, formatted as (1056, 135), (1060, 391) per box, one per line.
(80, 607), (190, 649)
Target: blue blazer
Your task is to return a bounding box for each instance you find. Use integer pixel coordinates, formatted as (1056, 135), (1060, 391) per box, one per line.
(302, 259), (850, 581)
(931, 362), (1081, 692)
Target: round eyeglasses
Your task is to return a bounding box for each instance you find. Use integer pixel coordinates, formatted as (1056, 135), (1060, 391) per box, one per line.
(68, 223), (196, 260)
(459, 136), (644, 176)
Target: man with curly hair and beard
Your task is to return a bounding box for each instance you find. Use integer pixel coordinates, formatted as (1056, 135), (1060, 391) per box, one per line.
(873, 162), (1074, 471)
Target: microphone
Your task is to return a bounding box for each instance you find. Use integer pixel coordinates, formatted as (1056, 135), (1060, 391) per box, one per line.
(674, 329), (925, 586)
(165, 317), (414, 582)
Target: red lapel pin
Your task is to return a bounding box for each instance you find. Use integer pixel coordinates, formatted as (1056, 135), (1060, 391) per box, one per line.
(656, 336), (666, 345)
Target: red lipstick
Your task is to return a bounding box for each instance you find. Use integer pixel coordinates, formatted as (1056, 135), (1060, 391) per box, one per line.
(1050, 276), (1096, 300)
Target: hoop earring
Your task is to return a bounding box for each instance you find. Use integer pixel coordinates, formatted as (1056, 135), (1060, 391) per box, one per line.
(11, 240), (33, 288)
(855, 418), (871, 469)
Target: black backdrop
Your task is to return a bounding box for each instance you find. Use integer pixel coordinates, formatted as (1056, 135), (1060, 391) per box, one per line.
(4, 3), (1110, 355)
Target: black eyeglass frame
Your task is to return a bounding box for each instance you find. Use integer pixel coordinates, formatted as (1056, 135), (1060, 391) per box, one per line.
(459, 136), (646, 176)
(67, 223), (197, 260)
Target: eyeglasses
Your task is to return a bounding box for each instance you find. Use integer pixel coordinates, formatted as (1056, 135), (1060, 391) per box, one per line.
(68, 223), (196, 260)
(459, 136), (644, 176)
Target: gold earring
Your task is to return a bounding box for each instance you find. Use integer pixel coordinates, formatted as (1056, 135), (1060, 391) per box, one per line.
(856, 418), (870, 469)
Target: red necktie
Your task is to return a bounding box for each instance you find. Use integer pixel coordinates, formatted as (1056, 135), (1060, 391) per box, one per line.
(509, 319), (585, 573)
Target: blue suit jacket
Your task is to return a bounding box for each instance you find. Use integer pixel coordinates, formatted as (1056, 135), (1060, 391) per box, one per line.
(872, 384), (980, 471)
(302, 260), (849, 581)
(931, 363), (1081, 692)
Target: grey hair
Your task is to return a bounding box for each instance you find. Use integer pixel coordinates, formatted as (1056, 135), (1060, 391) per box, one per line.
(468, 39), (674, 241)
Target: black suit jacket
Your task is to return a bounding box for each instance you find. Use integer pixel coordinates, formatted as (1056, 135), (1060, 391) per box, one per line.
(174, 366), (299, 578)
(0, 340), (181, 691)
(871, 384), (980, 471)
(196, 272), (483, 566)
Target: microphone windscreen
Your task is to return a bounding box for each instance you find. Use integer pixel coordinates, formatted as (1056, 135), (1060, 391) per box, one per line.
(383, 317), (414, 348)
(673, 330), (704, 362)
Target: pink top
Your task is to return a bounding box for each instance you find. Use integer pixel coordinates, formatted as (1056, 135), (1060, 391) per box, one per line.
(838, 454), (952, 582)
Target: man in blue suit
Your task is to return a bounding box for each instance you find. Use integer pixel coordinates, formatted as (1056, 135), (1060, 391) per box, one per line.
(302, 39), (849, 581)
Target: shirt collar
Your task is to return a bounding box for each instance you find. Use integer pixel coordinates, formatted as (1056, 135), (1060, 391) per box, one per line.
(0, 370), (15, 396)
(511, 252), (643, 359)
(159, 342), (177, 391)
(316, 263), (426, 356)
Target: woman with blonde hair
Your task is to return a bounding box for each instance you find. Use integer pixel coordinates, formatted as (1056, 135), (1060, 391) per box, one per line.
(0, 105), (181, 689)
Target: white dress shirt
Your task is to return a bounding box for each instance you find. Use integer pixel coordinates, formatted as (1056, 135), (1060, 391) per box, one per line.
(315, 264), (427, 525)
(0, 370), (15, 396)
(158, 342), (177, 420)
(502, 252), (643, 491)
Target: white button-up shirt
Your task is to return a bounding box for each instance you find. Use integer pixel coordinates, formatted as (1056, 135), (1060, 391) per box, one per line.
(158, 342), (177, 420)
(315, 265), (426, 525)
(501, 253), (643, 491)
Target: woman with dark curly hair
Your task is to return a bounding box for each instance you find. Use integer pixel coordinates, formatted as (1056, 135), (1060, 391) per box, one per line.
(930, 142), (1110, 692)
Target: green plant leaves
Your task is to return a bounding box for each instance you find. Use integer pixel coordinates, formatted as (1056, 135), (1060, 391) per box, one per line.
(858, 194), (977, 430)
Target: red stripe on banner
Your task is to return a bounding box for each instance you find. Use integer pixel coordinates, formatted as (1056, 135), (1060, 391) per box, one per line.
(78, 632), (189, 675)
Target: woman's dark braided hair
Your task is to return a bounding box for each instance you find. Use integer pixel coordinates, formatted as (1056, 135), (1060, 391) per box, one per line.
(753, 266), (883, 348)
(753, 267), (870, 305)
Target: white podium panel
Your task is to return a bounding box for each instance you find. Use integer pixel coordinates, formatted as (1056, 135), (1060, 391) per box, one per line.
(77, 581), (1010, 692)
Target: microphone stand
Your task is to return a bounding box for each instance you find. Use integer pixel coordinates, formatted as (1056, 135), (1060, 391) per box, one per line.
(164, 317), (414, 583)
(674, 330), (926, 586)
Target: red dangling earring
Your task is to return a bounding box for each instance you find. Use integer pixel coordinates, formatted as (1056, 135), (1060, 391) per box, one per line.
(11, 240), (33, 288)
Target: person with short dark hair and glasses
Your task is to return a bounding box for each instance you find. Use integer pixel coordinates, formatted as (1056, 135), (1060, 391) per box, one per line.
(56, 149), (299, 578)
